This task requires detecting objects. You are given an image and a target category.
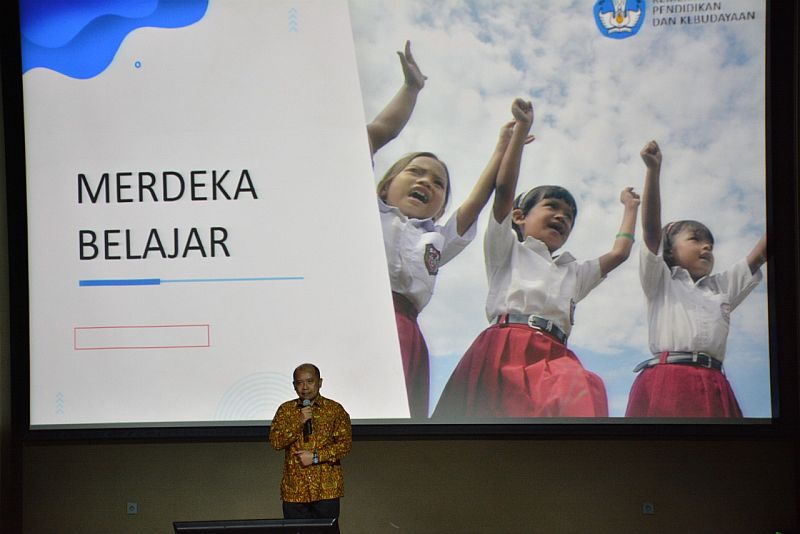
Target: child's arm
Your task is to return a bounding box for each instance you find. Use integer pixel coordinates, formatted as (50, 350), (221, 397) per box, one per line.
(640, 140), (663, 254)
(746, 234), (767, 274)
(455, 121), (533, 235)
(493, 98), (534, 223)
(366, 41), (426, 156)
(598, 187), (641, 276)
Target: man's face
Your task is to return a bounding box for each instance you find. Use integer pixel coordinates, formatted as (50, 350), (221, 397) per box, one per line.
(293, 369), (322, 402)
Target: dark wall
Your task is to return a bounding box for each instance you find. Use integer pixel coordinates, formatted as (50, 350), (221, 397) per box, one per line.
(19, 437), (799, 534)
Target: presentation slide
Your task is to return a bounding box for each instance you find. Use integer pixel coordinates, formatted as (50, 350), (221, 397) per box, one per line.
(21, 0), (770, 427)
(23, 0), (408, 426)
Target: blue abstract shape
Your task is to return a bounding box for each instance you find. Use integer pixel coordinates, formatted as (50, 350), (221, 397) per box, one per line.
(20, 0), (209, 79)
(21, 0), (159, 48)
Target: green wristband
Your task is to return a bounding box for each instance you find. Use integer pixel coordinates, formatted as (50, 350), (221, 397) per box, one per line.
(616, 232), (635, 241)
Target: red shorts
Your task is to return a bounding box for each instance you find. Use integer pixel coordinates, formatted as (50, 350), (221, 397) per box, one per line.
(392, 292), (429, 419)
(625, 360), (742, 418)
(433, 322), (608, 418)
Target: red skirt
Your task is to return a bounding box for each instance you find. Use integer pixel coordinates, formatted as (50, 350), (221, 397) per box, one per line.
(432, 323), (608, 418)
(392, 292), (429, 419)
(625, 361), (742, 418)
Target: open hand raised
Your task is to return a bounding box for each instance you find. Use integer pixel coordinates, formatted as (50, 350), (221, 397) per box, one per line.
(398, 40), (426, 91)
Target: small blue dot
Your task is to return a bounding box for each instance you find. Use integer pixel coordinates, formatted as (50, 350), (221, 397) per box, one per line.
(134, 61), (142, 68)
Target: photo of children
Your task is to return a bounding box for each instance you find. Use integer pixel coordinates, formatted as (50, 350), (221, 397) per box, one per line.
(349, 0), (769, 418)
(367, 43), (527, 418)
(433, 98), (640, 418)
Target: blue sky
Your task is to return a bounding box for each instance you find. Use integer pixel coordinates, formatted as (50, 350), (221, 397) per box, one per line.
(349, 0), (770, 418)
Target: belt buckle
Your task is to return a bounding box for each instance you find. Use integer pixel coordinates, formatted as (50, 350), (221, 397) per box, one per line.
(526, 315), (537, 329)
(693, 352), (711, 368)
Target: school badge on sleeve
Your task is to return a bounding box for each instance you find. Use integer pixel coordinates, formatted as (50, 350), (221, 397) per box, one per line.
(424, 243), (441, 276)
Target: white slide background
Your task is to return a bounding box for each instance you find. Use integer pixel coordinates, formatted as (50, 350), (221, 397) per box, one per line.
(25, 0), (409, 426)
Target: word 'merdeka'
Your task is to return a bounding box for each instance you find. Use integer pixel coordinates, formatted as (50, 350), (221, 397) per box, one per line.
(77, 169), (258, 260)
(78, 169), (257, 203)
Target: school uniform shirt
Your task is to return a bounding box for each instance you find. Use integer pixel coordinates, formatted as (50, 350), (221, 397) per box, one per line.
(379, 199), (476, 312)
(484, 212), (604, 337)
(639, 245), (763, 361)
(268, 395), (352, 503)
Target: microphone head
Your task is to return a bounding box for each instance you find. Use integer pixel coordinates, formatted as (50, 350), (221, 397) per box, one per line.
(302, 399), (311, 407)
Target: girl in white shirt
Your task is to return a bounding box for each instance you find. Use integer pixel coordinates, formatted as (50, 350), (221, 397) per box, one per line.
(625, 140), (767, 417)
(367, 43), (524, 418)
(434, 99), (640, 418)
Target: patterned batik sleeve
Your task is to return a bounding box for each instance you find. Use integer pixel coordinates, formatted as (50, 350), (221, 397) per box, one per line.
(269, 402), (302, 451)
(317, 404), (352, 463)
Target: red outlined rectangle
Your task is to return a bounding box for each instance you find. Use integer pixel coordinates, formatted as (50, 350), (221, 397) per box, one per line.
(74, 324), (211, 350)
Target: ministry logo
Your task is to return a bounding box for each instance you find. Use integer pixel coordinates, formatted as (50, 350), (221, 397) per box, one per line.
(594, 0), (646, 39)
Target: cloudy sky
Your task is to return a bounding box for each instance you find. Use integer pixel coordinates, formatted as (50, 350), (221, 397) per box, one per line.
(348, 0), (769, 418)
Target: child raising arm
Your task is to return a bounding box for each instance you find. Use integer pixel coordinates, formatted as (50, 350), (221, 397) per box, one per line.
(369, 44), (527, 418)
(494, 99), (639, 276)
(434, 98), (639, 418)
(626, 140), (766, 417)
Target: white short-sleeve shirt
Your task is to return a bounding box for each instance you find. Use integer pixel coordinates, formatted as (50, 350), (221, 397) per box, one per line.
(380, 200), (476, 312)
(639, 244), (763, 361)
(484, 213), (604, 337)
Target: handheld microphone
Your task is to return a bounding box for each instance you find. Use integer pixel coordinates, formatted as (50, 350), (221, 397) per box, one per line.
(302, 399), (313, 440)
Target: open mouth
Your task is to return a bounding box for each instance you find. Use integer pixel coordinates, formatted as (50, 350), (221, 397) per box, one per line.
(409, 187), (429, 204)
(548, 222), (565, 236)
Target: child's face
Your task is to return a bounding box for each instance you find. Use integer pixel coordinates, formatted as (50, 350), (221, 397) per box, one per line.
(381, 156), (448, 220)
(512, 197), (574, 252)
(670, 228), (714, 280)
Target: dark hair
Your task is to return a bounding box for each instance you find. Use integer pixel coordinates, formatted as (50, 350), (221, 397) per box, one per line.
(293, 363), (321, 380)
(661, 220), (715, 268)
(376, 152), (451, 220)
(511, 185), (577, 241)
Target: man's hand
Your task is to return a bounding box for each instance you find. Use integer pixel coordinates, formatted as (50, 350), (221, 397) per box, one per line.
(294, 450), (314, 467)
(300, 405), (312, 424)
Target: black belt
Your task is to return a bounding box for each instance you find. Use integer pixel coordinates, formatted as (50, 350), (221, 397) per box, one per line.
(633, 352), (723, 373)
(495, 314), (568, 345)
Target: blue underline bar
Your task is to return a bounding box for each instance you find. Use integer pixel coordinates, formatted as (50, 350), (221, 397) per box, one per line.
(80, 279), (160, 287)
(79, 276), (304, 287)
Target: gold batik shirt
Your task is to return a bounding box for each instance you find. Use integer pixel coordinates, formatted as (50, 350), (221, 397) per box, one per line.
(269, 395), (352, 502)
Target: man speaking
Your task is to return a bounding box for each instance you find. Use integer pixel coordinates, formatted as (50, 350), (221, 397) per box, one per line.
(269, 363), (352, 530)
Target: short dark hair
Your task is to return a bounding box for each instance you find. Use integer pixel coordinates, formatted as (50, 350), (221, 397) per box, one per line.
(293, 363), (321, 380)
(512, 185), (577, 241)
(662, 220), (715, 268)
(376, 152), (451, 220)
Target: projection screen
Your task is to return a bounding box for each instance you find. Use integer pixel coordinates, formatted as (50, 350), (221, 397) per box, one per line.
(18, 0), (771, 429)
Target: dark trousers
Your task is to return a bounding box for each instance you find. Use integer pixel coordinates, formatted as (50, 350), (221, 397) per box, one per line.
(282, 498), (340, 533)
